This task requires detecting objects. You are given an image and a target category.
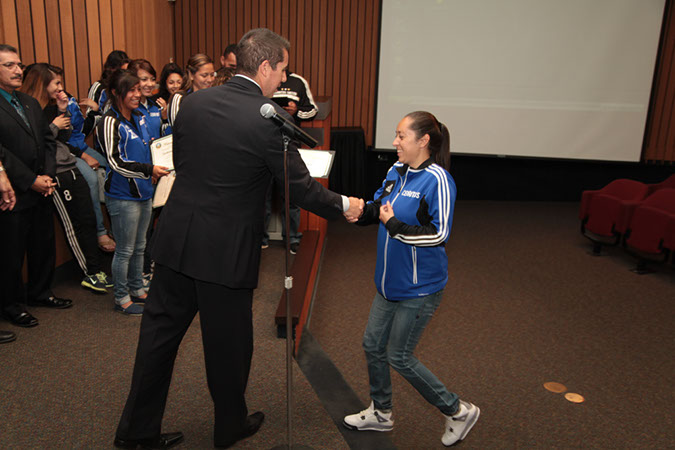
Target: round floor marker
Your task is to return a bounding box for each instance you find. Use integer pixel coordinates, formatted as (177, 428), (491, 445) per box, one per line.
(543, 382), (567, 393)
(565, 392), (585, 403)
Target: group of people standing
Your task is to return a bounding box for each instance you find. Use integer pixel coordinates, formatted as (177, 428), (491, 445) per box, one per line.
(0, 26), (479, 449)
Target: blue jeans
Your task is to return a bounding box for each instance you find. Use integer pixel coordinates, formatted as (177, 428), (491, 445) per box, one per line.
(106, 197), (152, 305)
(75, 148), (108, 237)
(363, 290), (459, 415)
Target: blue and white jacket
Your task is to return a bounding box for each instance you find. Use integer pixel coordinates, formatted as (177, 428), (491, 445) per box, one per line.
(96, 107), (154, 201)
(137, 97), (167, 140)
(66, 96), (92, 155)
(358, 159), (456, 300)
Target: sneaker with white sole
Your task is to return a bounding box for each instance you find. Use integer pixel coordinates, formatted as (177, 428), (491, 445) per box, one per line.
(442, 400), (480, 446)
(81, 274), (107, 293)
(343, 401), (394, 432)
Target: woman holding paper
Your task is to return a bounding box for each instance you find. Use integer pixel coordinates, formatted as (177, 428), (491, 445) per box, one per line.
(96, 70), (169, 315)
(342, 111), (480, 447)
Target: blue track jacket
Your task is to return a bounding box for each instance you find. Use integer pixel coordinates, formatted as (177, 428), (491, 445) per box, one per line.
(96, 107), (154, 201)
(358, 159), (456, 300)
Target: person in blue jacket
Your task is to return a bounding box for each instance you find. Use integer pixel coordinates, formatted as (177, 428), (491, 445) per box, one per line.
(343, 111), (480, 447)
(127, 59), (167, 140)
(96, 70), (169, 316)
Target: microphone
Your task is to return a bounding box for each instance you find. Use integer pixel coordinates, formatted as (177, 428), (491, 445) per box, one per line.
(260, 103), (318, 148)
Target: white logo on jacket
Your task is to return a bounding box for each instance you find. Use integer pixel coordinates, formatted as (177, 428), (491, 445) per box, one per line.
(401, 190), (420, 199)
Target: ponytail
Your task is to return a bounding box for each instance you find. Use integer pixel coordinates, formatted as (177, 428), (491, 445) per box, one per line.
(405, 111), (451, 172)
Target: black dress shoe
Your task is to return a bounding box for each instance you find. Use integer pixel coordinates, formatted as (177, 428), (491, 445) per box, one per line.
(28, 296), (73, 309)
(114, 431), (184, 449)
(216, 411), (265, 448)
(0, 330), (16, 343)
(4, 311), (39, 328)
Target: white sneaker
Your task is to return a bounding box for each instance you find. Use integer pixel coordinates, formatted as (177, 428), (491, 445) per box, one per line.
(343, 401), (394, 432)
(442, 400), (480, 446)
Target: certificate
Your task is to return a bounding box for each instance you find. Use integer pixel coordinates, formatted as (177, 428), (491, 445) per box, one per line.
(153, 171), (176, 208)
(298, 149), (335, 178)
(150, 135), (174, 171)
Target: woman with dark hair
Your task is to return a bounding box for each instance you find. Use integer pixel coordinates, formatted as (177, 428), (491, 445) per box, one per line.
(343, 111), (479, 447)
(155, 62), (184, 103)
(167, 53), (214, 127)
(127, 59), (165, 140)
(20, 63), (112, 293)
(96, 70), (169, 315)
(88, 50), (130, 113)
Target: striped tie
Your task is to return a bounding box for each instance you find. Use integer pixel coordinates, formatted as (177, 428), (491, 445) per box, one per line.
(11, 97), (30, 129)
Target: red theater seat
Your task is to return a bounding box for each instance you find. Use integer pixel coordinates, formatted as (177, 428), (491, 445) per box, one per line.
(624, 188), (675, 272)
(580, 179), (649, 254)
(646, 174), (675, 195)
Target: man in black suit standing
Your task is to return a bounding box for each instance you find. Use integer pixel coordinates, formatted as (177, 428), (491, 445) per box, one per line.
(0, 44), (72, 332)
(114, 29), (363, 449)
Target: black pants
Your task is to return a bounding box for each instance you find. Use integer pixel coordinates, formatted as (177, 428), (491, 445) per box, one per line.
(116, 263), (254, 445)
(0, 198), (55, 317)
(53, 169), (102, 276)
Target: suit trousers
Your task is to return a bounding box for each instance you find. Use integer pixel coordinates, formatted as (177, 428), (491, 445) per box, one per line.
(0, 198), (55, 317)
(116, 263), (254, 445)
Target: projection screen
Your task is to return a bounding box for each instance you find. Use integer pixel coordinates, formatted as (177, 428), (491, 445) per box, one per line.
(374, 0), (666, 161)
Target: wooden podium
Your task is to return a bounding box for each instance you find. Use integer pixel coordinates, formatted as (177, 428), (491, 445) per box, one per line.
(274, 97), (332, 352)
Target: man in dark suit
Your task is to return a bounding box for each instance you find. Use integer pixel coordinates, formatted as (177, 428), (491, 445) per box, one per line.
(114, 29), (363, 449)
(0, 44), (72, 331)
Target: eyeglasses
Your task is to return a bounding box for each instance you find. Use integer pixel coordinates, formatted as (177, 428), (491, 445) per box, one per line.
(1, 62), (25, 71)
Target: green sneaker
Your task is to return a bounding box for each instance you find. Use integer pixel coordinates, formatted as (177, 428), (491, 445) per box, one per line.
(97, 272), (113, 288)
(82, 274), (108, 293)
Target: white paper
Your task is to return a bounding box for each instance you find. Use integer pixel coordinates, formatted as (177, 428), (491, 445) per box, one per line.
(150, 135), (174, 171)
(153, 171), (176, 208)
(298, 149), (335, 178)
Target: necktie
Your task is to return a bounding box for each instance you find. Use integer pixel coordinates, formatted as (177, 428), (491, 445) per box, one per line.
(10, 97), (30, 129)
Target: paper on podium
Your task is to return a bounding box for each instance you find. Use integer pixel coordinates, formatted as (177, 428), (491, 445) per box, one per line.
(153, 171), (176, 208)
(150, 135), (174, 171)
(298, 149), (335, 178)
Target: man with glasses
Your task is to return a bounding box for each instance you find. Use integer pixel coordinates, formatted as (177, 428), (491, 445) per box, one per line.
(0, 44), (72, 333)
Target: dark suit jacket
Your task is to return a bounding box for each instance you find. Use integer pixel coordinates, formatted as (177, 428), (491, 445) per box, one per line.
(0, 91), (56, 212)
(151, 76), (344, 288)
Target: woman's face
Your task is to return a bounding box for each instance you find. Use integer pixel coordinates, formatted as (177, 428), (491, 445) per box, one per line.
(136, 69), (156, 99)
(393, 116), (429, 168)
(46, 74), (64, 100)
(122, 83), (142, 111)
(190, 63), (215, 91)
(166, 73), (182, 95)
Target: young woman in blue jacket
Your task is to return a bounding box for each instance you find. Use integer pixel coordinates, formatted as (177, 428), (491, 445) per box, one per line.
(343, 111), (479, 447)
(96, 70), (169, 315)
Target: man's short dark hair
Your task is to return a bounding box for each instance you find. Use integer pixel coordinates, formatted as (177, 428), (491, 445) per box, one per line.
(222, 43), (238, 59)
(236, 28), (290, 78)
(0, 44), (18, 54)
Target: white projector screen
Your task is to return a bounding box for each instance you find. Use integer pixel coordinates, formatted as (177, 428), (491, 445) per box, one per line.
(375, 0), (666, 162)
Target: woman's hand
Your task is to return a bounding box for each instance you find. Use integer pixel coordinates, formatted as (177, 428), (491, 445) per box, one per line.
(52, 113), (71, 130)
(379, 200), (394, 224)
(81, 152), (100, 170)
(152, 165), (170, 183)
(56, 91), (69, 111)
(79, 98), (99, 112)
(156, 98), (168, 120)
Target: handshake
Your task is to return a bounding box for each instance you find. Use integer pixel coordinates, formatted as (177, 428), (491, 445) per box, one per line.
(343, 197), (396, 225)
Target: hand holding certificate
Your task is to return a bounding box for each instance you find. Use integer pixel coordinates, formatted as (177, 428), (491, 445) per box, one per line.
(150, 135), (174, 171)
(150, 135), (176, 208)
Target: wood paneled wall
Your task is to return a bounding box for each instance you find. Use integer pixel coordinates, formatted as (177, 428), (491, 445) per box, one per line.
(644, 0), (675, 163)
(172, 0), (380, 147)
(0, 0), (174, 101)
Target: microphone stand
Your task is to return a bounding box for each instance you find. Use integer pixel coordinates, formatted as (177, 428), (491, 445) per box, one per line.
(272, 134), (313, 450)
